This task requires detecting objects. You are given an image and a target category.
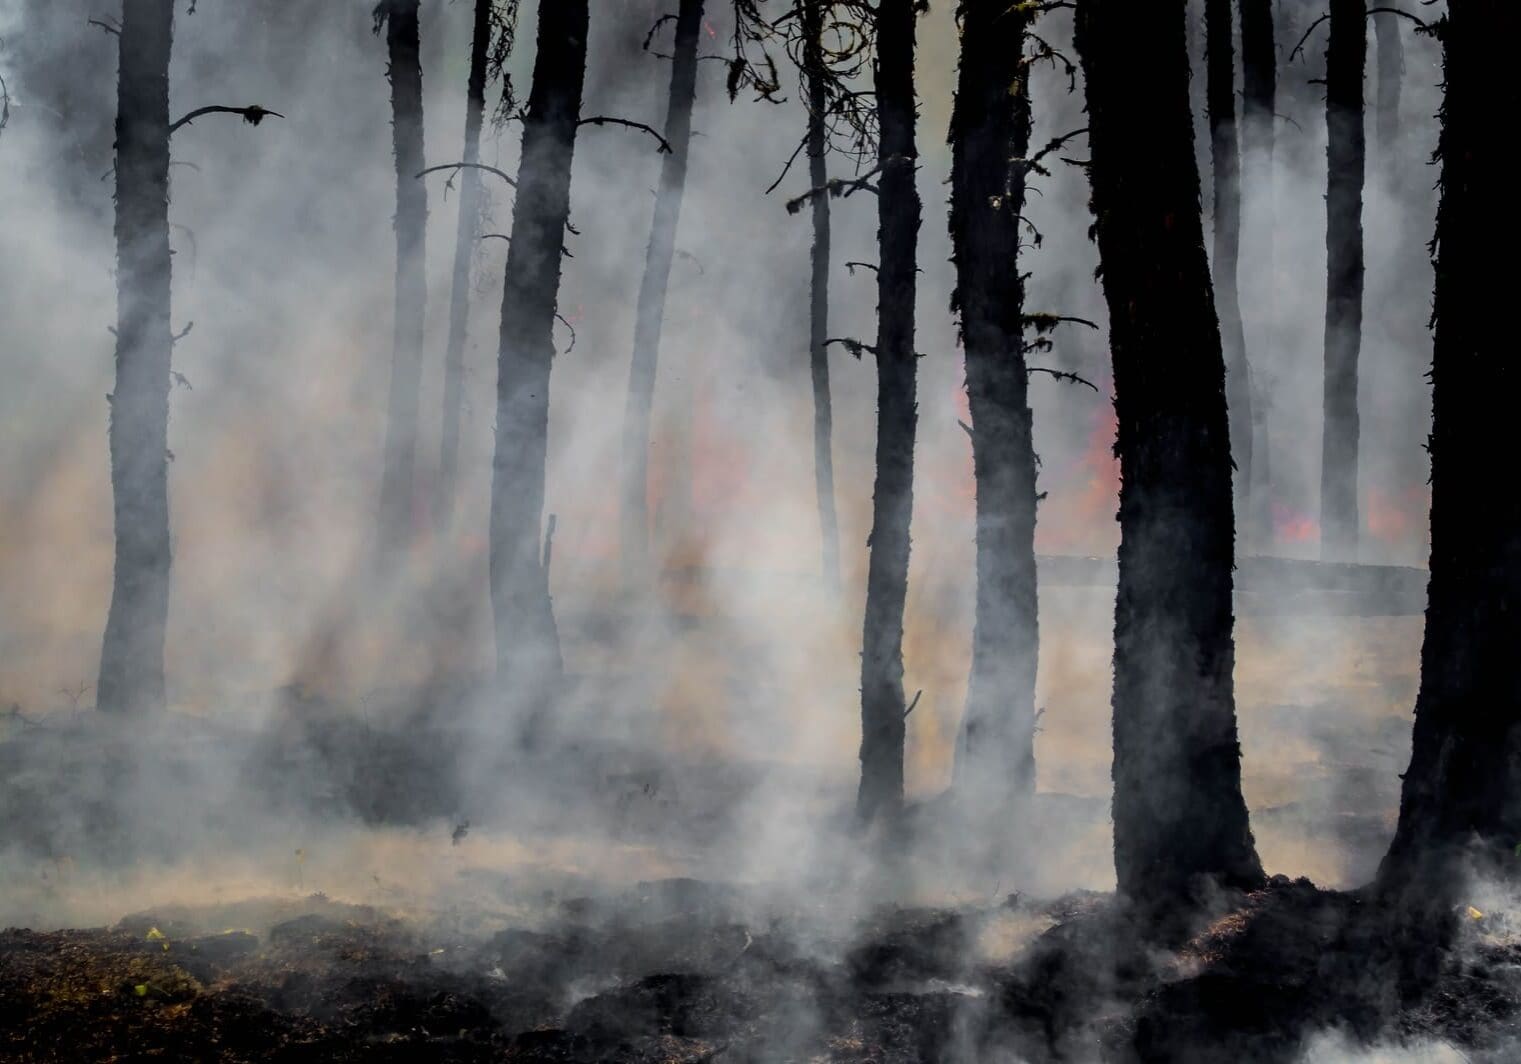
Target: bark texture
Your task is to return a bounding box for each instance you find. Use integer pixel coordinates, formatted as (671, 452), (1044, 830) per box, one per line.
(620, 0), (704, 585)
(948, 0), (1038, 806)
(1320, 0), (1366, 560)
(436, 0), (493, 523)
(376, 0), (429, 559)
(99, 0), (175, 715)
(489, 0), (585, 721)
(856, 0), (920, 826)
(804, 0), (840, 587)
(1380, 0), (1521, 895)
(1074, 0), (1264, 905)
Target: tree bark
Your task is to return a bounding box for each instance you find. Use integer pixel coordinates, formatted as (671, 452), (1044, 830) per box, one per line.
(803, 0), (841, 588)
(98, 0), (175, 714)
(489, 0), (586, 724)
(1074, 0), (1264, 907)
(1206, 0), (1252, 526)
(856, 0), (920, 826)
(376, 0), (429, 561)
(948, 0), (1038, 808)
(1373, 8), (1403, 162)
(620, 0), (704, 586)
(435, 0), (493, 525)
(1320, 0), (1366, 561)
(1380, 0), (1521, 898)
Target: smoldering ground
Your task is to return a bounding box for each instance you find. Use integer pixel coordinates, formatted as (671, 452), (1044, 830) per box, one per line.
(0, 0), (1511, 1061)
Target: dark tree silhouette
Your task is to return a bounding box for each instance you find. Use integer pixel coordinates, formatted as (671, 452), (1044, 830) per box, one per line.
(856, 0), (920, 826)
(1373, 8), (1403, 161)
(1320, 0), (1366, 560)
(1206, 0), (1251, 523)
(489, 0), (588, 722)
(1239, 0), (1276, 165)
(620, 0), (705, 586)
(375, 0), (428, 561)
(948, 0), (1038, 806)
(98, 0), (175, 714)
(1074, 0), (1264, 906)
(1380, 0), (1521, 899)
(1238, 0), (1275, 541)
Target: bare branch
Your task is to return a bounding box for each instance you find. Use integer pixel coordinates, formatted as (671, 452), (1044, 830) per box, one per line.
(903, 690), (923, 719)
(87, 17), (121, 37)
(1366, 6), (1433, 32)
(554, 313), (577, 354)
(1028, 366), (1099, 392)
(578, 115), (673, 154)
(169, 104), (284, 135)
(786, 155), (911, 215)
(418, 161), (517, 188)
(171, 322), (194, 344)
(1289, 14), (1331, 63)
(824, 337), (878, 359)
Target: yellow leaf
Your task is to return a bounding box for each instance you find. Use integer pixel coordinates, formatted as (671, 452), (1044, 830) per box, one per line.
(145, 927), (166, 941)
(133, 984), (148, 997)
(1467, 906), (1484, 920)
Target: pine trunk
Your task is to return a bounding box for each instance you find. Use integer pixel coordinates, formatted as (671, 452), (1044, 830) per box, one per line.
(98, 0), (175, 714)
(620, 0), (704, 585)
(1074, 0), (1264, 906)
(804, 0), (840, 588)
(1238, 0), (1275, 543)
(949, 0), (1038, 806)
(1374, 10), (1404, 161)
(1320, 0), (1366, 560)
(856, 0), (920, 826)
(488, 0), (586, 721)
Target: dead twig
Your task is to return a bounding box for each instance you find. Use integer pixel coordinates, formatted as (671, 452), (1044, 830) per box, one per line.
(169, 104), (284, 135)
(578, 115), (673, 154)
(1028, 366), (1099, 392)
(418, 161), (517, 189)
(903, 690), (923, 720)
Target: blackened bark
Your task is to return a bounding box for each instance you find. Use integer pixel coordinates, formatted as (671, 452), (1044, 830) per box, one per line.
(436, 0), (493, 524)
(1239, 0), (1275, 165)
(804, 0), (840, 587)
(1374, 9), (1403, 161)
(948, 0), (1037, 806)
(1206, 0), (1252, 524)
(856, 0), (919, 826)
(620, 0), (704, 584)
(377, 0), (429, 560)
(98, 0), (174, 714)
(1380, 0), (1521, 896)
(489, 0), (586, 716)
(1320, 0), (1366, 560)
(1074, 0), (1264, 905)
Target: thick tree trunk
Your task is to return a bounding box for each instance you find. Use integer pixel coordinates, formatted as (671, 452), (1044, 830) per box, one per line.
(1238, 0), (1275, 543)
(1373, 9), (1403, 161)
(1320, 0), (1366, 561)
(1380, 0), (1521, 897)
(948, 0), (1037, 807)
(489, 0), (586, 723)
(436, 0), (493, 524)
(1074, 0), (1264, 906)
(803, 0), (840, 588)
(856, 0), (920, 826)
(99, 0), (175, 714)
(377, 0), (429, 560)
(620, 0), (704, 585)
(1206, 0), (1251, 524)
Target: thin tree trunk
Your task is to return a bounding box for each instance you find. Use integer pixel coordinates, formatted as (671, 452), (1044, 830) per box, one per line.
(1074, 0), (1264, 909)
(436, 0), (493, 524)
(1238, 0), (1275, 544)
(803, 0), (840, 588)
(1374, 9), (1403, 161)
(856, 0), (920, 826)
(489, 0), (586, 724)
(1320, 0), (1366, 560)
(1206, 0), (1251, 525)
(949, 0), (1038, 807)
(98, 0), (174, 714)
(1380, 0), (1521, 898)
(620, 0), (704, 586)
(377, 0), (428, 561)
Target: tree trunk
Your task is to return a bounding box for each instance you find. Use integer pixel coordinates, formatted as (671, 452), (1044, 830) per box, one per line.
(1074, 0), (1264, 907)
(856, 0), (920, 826)
(1374, 9), (1403, 162)
(99, 0), (175, 715)
(1238, 0), (1275, 544)
(803, 0), (840, 588)
(1320, 0), (1366, 561)
(948, 0), (1038, 808)
(376, 0), (428, 562)
(620, 0), (704, 586)
(489, 0), (586, 723)
(1206, 0), (1251, 525)
(1380, 0), (1521, 897)
(435, 0), (493, 525)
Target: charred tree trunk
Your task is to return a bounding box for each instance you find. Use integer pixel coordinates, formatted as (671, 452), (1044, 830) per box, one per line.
(1238, 0), (1275, 543)
(856, 0), (920, 826)
(1239, 0), (1276, 167)
(436, 0), (493, 524)
(1374, 9), (1403, 162)
(489, 0), (586, 720)
(1206, 0), (1252, 524)
(1380, 0), (1521, 898)
(98, 0), (175, 714)
(804, 0), (840, 588)
(949, 0), (1037, 806)
(1074, 0), (1264, 906)
(620, 0), (704, 585)
(376, 0), (429, 560)
(1320, 0), (1366, 560)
